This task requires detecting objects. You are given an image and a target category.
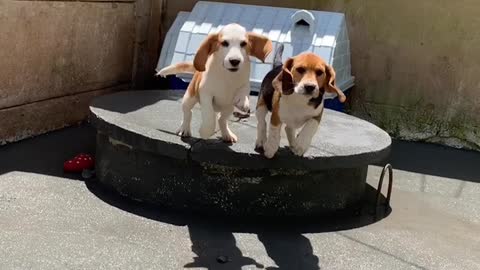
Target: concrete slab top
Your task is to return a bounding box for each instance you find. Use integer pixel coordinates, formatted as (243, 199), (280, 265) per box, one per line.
(90, 90), (391, 170)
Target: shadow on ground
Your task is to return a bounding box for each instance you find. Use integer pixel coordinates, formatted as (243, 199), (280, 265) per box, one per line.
(85, 179), (390, 270)
(0, 123), (96, 181)
(383, 140), (480, 183)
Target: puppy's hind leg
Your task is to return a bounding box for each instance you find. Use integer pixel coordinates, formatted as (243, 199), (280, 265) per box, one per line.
(233, 84), (251, 113)
(255, 104), (268, 151)
(176, 93), (198, 137)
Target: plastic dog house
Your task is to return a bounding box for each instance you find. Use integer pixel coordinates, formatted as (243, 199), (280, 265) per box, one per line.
(156, 1), (354, 101)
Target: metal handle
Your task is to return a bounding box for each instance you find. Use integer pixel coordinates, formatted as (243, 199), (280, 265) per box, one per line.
(375, 164), (393, 216)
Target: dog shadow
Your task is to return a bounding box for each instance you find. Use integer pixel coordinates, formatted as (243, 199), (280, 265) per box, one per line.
(184, 226), (265, 270)
(86, 180), (390, 270)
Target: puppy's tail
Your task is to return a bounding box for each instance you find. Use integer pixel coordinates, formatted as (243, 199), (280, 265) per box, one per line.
(156, 61), (196, 77)
(273, 44), (284, 68)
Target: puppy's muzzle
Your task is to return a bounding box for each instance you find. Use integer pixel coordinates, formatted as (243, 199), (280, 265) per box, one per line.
(229, 58), (241, 67)
(226, 58), (241, 72)
(303, 84), (317, 95)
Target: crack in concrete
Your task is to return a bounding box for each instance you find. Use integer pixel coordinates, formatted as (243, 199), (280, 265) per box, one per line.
(337, 232), (428, 270)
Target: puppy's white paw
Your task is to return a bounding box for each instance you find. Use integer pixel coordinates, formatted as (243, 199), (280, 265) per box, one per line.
(176, 125), (191, 137)
(222, 131), (238, 143)
(263, 141), (278, 159)
(290, 142), (309, 156)
(199, 125), (215, 139)
(255, 136), (266, 151)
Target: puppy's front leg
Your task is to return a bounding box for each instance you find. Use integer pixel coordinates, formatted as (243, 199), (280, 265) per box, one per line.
(263, 112), (282, 159)
(285, 126), (297, 147)
(255, 105), (268, 150)
(291, 118), (320, 156)
(176, 94), (198, 137)
(218, 106), (237, 143)
(199, 94), (216, 139)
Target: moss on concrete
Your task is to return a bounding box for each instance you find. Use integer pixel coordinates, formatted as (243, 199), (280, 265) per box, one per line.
(355, 102), (480, 151)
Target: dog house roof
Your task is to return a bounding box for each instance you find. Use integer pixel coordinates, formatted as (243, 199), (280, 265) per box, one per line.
(157, 1), (354, 96)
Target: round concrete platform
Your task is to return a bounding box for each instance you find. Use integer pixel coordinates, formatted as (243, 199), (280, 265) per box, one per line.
(90, 90), (391, 216)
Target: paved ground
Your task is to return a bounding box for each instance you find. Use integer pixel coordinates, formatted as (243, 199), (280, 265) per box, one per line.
(0, 124), (479, 270)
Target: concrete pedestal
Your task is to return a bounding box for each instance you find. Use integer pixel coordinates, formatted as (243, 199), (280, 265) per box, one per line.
(89, 90), (391, 216)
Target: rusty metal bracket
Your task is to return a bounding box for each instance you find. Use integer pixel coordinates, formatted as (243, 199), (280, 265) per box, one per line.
(374, 164), (393, 218)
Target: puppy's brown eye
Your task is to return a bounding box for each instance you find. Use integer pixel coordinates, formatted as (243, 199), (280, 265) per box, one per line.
(316, 70), (324, 76)
(296, 67), (306, 74)
(240, 41), (247, 47)
(221, 41), (229, 47)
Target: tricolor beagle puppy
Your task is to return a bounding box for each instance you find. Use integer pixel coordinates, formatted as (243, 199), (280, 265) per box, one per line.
(157, 23), (272, 142)
(255, 46), (346, 158)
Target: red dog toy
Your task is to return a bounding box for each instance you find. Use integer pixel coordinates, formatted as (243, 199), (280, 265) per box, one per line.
(64, 153), (94, 173)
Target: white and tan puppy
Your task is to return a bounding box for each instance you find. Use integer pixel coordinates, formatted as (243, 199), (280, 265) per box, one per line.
(157, 24), (272, 142)
(256, 49), (346, 158)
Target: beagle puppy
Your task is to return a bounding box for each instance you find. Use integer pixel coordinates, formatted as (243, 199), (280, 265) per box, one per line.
(255, 46), (346, 158)
(157, 23), (272, 142)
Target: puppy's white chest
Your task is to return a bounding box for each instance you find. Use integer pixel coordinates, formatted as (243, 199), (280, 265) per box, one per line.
(202, 68), (249, 109)
(279, 95), (323, 128)
(212, 85), (235, 105)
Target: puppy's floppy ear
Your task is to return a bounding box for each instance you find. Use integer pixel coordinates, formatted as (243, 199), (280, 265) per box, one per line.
(193, 34), (219, 71)
(247, 33), (273, 62)
(325, 65), (346, 103)
(279, 58), (294, 95)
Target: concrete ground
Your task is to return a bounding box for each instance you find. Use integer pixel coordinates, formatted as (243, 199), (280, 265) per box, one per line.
(0, 124), (479, 270)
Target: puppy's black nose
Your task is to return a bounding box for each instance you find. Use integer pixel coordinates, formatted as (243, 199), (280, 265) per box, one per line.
(229, 59), (241, 67)
(304, 84), (316, 94)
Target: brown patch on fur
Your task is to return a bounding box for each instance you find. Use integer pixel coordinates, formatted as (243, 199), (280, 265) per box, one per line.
(272, 74), (282, 91)
(277, 58), (295, 95)
(193, 33), (220, 71)
(186, 72), (202, 97)
(270, 90), (282, 126)
(325, 65), (346, 102)
(291, 53), (326, 89)
(247, 32), (273, 62)
(256, 95), (266, 108)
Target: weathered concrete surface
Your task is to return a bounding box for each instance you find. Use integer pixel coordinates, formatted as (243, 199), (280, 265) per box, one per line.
(0, 125), (479, 269)
(89, 90), (390, 216)
(161, 0), (480, 150)
(96, 131), (369, 216)
(0, 1), (135, 108)
(0, 85), (126, 145)
(0, 0), (164, 144)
